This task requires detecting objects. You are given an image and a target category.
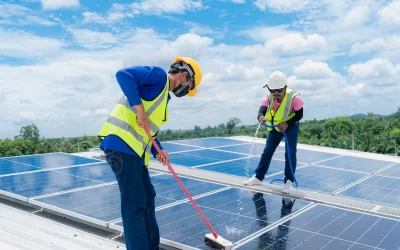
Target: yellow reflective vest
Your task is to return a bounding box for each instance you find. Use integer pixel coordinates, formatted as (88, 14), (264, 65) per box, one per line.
(265, 88), (300, 132)
(98, 79), (169, 166)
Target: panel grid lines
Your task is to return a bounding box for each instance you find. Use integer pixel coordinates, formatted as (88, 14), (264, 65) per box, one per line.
(1, 137), (400, 250)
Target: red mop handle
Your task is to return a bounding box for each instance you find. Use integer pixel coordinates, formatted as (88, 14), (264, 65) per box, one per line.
(143, 128), (218, 239)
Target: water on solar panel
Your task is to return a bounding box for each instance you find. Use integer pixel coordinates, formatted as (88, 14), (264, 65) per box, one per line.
(152, 188), (311, 249)
(265, 165), (368, 194)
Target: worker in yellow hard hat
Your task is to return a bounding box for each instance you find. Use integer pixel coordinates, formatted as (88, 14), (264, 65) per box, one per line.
(98, 57), (202, 250)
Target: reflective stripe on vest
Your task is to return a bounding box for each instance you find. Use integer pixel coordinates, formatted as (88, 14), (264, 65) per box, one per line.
(98, 79), (169, 165)
(265, 88), (299, 131)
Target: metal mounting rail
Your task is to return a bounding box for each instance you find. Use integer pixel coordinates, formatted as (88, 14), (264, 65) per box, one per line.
(148, 161), (400, 220)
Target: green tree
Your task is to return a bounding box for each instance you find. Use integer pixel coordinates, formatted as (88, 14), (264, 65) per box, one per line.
(19, 124), (40, 144)
(226, 117), (241, 134)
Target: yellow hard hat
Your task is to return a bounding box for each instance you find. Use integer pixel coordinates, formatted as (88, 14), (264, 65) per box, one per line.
(173, 57), (203, 96)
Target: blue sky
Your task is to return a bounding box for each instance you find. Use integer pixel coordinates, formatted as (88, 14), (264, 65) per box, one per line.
(0, 0), (400, 139)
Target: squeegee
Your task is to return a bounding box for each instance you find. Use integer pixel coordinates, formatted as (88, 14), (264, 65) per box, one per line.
(143, 127), (233, 250)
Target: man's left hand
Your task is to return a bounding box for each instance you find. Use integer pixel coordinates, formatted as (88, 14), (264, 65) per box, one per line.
(278, 122), (288, 132)
(156, 150), (170, 166)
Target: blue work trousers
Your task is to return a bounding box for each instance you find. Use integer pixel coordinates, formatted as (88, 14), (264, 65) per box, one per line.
(104, 149), (160, 250)
(255, 122), (299, 183)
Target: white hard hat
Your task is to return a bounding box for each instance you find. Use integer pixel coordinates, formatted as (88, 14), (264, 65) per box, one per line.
(264, 71), (287, 89)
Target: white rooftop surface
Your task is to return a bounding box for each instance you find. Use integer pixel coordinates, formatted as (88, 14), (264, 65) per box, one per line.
(0, 202), (124, 250)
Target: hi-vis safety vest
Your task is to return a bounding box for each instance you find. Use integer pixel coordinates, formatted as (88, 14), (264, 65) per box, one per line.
(265, 88), (299, 132)
(98, 80), (169, 166)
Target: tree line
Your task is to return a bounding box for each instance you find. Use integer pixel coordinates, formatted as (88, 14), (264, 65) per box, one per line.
(1, 108), (399, 158)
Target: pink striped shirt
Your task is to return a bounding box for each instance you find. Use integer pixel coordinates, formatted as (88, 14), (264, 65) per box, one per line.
(260, 95), (304, 113)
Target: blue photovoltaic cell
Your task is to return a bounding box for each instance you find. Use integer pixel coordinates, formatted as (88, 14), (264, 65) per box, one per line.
(0, 170), (101, 197)
(114, 188), (311, 249)
(169, 149), (246, 167)
(338, 176), (400, 207)
(273, 149), (340, 164)
(317, 155), (394, 173)
(1, 153), (101, 169)
(198, 157), (307, 178)
(36, 174), (227, 222)
(36, 184), (122, 222)
(159, 142), (203, 153)
(265, 165), (367, 193)
(0, 159), (41, 176)
(53, 163), (118, 183)
(170, 138), (245, 148)
(239, 204), (400, 250)
(215, 143), (267, 155)
(377, 163), (400, 178)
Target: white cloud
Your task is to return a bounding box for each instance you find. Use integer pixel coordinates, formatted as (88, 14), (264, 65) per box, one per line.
(69, 28), (119, 49)
(348, 58), (400, 82)
(336, 6), (370, 27)
(350, 35), (400, 55)
(130, 0), (204, 15)
(239, 32), (327, 58)
(0, 28), (64, 58)
(231, 0), (245, 3)
(40, 0), (80, 10)
(293, 60), (333, 79)
(0, 3), (31, 18)
(240, 25), (290, 42)
(254, 0), (311, 13)
(0, 2), (57, 26)
(379, 0), (400, 25)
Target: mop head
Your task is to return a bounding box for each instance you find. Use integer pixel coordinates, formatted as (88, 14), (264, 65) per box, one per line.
(204, 233), (233, 249)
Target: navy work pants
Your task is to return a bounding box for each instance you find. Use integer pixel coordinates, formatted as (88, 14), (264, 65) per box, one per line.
(105, 149), (160, 250)
(255, 122), (299, 183)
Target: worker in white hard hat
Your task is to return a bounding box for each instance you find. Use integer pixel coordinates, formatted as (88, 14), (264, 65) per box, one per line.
(244, 71), (304, 194)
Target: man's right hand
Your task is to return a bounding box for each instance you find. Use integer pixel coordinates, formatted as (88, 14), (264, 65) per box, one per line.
(135, 104), (150, 131)
(258, 116), (266, 124)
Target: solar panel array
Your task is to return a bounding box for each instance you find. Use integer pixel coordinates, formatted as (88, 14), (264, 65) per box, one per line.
(0, 137), (399, 250)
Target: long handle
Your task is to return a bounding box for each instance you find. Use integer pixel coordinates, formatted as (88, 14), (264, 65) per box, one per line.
(143, 128), (218, 239)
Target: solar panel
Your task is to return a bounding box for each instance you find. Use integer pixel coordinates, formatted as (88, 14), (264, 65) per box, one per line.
(338, 176), (400, 207)
(265, 165), (368, 193)
(0, 170), (102, 198)
(113, 188), (311, 249)
(237, 204), (400, 250)
(33, 173), (228, 223)
(168, 149), (248, 167)
(377, 163), (400, 178)
(1, 136), (399, 250)
(1, 152), (101, 169)
(316, 155), (395, 173)
(273, 148), (340, 164)
(197, 156), (308, 178)
(159, 142), (203, 153)
(0, 158), (41, 176)
(168, 137), (246, 147)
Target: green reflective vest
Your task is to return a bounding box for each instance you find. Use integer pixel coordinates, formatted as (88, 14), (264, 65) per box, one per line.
(265, 88), (299, 132)
(98, 80), (169, 166)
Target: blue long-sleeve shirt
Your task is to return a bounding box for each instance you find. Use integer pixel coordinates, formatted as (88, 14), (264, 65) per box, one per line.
(100, 66), (170, 160)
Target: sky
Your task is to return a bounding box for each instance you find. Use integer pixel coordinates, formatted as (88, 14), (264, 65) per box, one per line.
(0, 0), (399, 139)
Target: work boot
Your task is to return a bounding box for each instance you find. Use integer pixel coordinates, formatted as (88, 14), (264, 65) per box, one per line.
(282, 180), (292, 194)
(244, 175), (262, 186)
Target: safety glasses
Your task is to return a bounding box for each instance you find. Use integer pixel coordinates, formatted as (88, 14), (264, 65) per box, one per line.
(268, 86), (286, 93)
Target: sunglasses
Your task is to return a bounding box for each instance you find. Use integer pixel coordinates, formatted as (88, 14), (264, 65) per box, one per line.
(268, 86), (286, 93)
